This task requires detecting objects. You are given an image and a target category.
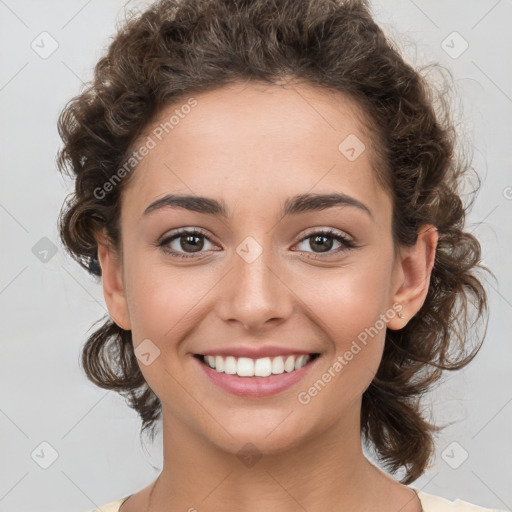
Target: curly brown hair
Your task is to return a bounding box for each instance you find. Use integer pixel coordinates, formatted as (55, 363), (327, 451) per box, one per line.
(56, 0), (490, 484)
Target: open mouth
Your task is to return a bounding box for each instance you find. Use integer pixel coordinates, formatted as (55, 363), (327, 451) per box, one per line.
(194, 353), (321, 378)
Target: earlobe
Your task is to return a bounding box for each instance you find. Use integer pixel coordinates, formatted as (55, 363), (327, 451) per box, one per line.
(95, 231), (131, 331)
(387, 224), (438, 330)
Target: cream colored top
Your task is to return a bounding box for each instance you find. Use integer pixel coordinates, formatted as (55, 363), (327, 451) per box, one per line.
(91, 488), (507, 511)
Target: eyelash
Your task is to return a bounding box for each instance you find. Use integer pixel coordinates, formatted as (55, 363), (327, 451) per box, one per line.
(157, 227), (358, 260)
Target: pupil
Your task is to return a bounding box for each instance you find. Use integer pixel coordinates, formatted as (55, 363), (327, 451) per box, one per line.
(178, 233), (334, 254)
(182, 234), (203, 252)
(311, 235), (332, 253)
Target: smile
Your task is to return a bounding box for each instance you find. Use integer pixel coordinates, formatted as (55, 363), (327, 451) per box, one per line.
(195, 353), (320, 377)
(193, 353), (322, 398)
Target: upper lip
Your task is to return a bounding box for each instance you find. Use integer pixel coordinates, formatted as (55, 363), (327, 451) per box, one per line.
(194, 345), (319, 359)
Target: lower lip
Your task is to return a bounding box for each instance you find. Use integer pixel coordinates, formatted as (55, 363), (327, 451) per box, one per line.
(193, 355), (320, 398)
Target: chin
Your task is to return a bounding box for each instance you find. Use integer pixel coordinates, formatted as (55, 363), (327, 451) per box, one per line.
(204, 416), (318, 458)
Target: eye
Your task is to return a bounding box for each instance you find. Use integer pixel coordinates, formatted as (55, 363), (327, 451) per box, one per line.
(158, 228), (218, 259)
(293, 228), (357, 258)
(157, 227), (358, 260)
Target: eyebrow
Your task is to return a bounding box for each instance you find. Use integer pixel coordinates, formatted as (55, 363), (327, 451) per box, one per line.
(142, 192), (373, 220)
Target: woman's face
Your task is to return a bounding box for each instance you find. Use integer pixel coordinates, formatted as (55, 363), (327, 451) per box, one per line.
(100, 80), (423, 455)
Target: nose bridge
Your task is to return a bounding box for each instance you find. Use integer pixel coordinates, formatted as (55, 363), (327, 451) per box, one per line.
(216, 233), (293, 329)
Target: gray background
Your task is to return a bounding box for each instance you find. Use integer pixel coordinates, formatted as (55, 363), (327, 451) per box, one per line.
(0, 1), (511, 511)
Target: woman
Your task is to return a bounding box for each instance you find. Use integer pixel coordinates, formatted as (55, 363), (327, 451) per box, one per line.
(56, 0), (502, 510)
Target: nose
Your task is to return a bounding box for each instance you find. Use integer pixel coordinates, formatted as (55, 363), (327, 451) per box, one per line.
(215, 240), (294, 332)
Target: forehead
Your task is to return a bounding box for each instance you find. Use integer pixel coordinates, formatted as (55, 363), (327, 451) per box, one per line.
(122, 81), (389, 220)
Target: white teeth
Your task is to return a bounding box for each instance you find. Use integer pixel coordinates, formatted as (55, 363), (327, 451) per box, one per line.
(237, 357), (254, 377)
(271, 356), (284, 374)
(295, 355), (308, 370)
(254, 357), (272, 377)
(224, 356), (237, 374)
(284, 355), (296, 372)
(201, 353), (315, 377)
(215, 355), (224, 372)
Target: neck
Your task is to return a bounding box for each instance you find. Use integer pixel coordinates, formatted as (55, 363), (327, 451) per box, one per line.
(148, 398), (401, 512)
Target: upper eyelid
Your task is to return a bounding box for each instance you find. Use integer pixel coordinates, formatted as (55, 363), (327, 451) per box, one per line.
(300, 226), (353, 241)
(160, 226), (352, 240)
(159, 227), (354, 251)
(159, 228), (216, 247)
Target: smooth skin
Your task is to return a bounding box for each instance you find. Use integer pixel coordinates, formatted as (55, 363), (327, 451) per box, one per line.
(95, 80), (437, 512)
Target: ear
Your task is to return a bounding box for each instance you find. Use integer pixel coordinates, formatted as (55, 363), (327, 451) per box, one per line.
(95, 229), (131, 330)
(387, 224), (438, 330)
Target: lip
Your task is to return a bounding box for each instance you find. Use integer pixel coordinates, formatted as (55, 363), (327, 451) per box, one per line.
(195, 345), (316, 359)
(193, 353), (321, 398)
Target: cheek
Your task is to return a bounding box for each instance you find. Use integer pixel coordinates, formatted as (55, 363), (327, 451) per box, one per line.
(124, 239), (394, 366)
(125, 264), (199, 342)
(123, 247), (227, 358)
(123, 260), (208, 405)
(294, 256), (394, 382)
